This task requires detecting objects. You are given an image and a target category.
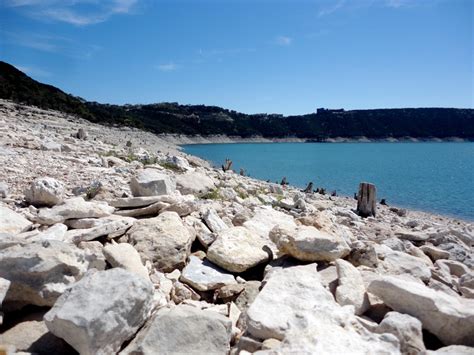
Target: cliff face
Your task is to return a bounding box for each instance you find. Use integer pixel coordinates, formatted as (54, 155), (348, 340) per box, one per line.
(1, 61), (473, 139)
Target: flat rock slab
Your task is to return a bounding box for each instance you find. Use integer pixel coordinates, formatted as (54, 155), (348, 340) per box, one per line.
(67, 218), (134, 243)
(207, 226), (269, 273)
(368, 275), (474, 346)
(108, 196), (165, 208)
(180, 256), (237, 291)
(0, 240), (104, 308)
(0, 205), (32, 234)
(35, 197), (115, 225)
(121, 304), (232, 355)
(44, 268), (154, 355)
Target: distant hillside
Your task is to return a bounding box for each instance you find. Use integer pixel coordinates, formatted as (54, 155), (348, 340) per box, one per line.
(1, 61), (473, 139)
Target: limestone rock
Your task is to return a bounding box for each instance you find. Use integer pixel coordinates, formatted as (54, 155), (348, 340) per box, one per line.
(335, 259), (369, 315)
(428, 345), (474, 354)
(0, 311), (73, 354)
(270, 225), (350, 262)
(378, 250), (432, 282)
(67, 218), (134, 243)
(246, 264), (400, 354)
(103, 242), (149, 280)
(25, 177), (64, 207)
(35, 197), (115, 225)
(44, 268), (154, 355)
(176, 171), (216, 195)
(108, 196), (165, 208)
(376, 311), (426, 355)
(0, 240), (105, 308)
(121, 304), (232, 355)
(207, 227), (269, 273)
(368, 275), (474, 346)
(203, 208), (228, 233)
(130, 169), (175, 197)
(0, 181), (8, 198)
(126, 211), (194, 272)
(180, 256), (237, 291)
(0, 205), (32, 234)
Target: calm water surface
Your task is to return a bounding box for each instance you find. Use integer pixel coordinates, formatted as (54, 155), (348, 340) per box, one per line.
(183, 142), (474, 221)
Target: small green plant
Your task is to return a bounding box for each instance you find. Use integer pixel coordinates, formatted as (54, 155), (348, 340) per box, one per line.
(159, 161), (184, 172)
(199, 188), (221, 200)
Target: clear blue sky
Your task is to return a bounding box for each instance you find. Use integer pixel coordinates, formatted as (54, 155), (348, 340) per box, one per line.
(1, 0), (472, 115)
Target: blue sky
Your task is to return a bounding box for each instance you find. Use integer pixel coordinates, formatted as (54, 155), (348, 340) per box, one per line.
(1, 0), (472, 115)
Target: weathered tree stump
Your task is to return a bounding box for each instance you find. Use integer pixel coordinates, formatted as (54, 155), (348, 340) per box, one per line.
(357, 182), (377, 217)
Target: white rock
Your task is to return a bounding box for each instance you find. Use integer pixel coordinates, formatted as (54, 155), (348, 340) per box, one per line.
(67, 218), (134, 243)
(0, 277), (10, 307)
(368, 275), (474, 346)
(121, 304), (232, 355)
(130, 169), (175, 196)
(0, 181), (8, 198)
(207, 227), (269, 273)
(35, 197), (115, 225)
(202, 208), (228, 233)
(335, 259), (369, 315)
(40, 140), (61, 152)
(376, 311), (426, 354)
(25, 177), (64, 207)
(180, 256), (237, 291)
(0, 240), (105, 308)
(428, 345), (474, 354)
(108, 196), (165, 208)
(246, 264), (400, 354)
(378, 250), (432, 282)
(44, 268), (154, 355)
(126, 211), (194, 272)
(177, 171), (216, 195)
(103, 242), (149, 280)
(271, 225), (350, 262)
(0, 205), (32, 234)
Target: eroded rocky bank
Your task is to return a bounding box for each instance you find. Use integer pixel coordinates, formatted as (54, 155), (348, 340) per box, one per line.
(0, 99), (473, 355)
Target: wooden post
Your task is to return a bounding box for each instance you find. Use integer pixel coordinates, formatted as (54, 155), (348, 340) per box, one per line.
(357, 182), (377, 217)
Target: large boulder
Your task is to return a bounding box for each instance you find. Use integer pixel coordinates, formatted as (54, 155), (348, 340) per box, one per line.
(0, 205), (32, 234)
(270, 225), (350, 262)
(121, 304), (232, 355)
(125, 211), (194, 272)
(246, 264), (400, 353)
(0, 240), (105, 308)
(103, 242), (149, 280)
(176, 171), (215, 195)
(180, 256), (237, 291)
(25, 177), (64, 207)
(368, 275), (474, 346)
(335, 259), (369, 315)
(44, 268), (154, 355)
(207, 227), (269, 273)
(130, 169), (175, 197)
(35, 197), (115, 225)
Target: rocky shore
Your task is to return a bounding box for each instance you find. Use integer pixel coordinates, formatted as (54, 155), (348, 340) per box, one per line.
(0, 99), (473, 355)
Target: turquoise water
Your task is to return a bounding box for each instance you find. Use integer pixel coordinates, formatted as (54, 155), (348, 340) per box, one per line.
(183, 142), (474, 221)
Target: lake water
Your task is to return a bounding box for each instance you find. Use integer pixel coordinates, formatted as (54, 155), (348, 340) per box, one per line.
(183, 142), (474, 221)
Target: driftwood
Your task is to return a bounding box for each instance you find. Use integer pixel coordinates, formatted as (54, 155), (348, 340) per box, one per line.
(303, 182), (313, 193)
(357, 182), (377, 217)
(222, 159), (233, 172)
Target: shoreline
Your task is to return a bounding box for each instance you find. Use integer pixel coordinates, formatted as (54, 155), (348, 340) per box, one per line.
(158, 134), (473, 145)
